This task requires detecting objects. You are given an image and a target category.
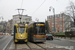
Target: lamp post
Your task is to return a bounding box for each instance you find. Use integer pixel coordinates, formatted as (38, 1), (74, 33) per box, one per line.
(49, 6), (56, 34)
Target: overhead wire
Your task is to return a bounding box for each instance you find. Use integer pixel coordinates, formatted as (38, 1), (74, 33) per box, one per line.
(32, 0), (46, 15)
(21, 0), (23, 8)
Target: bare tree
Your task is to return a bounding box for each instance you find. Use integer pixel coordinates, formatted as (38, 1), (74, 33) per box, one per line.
(64, 1), (75, 32)
(65, 1), (75, 22)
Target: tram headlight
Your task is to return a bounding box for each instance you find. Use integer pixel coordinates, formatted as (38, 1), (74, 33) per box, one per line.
(21, 35), (22, 37)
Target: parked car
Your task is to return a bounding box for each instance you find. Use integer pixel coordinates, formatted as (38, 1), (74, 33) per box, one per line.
(46, 34), (53, 40)
(11, 33), (14, 36)
(5, 33), (9, 35)
(3, 33), (5, 35)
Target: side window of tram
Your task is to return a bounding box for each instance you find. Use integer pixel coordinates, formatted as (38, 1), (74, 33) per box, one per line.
(14, 26), (17, 33)
(26, 28), (28, 33)
(30, 28), (32, 33)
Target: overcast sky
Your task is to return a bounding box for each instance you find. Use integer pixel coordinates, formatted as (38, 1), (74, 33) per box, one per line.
(0, 0), (75, 22)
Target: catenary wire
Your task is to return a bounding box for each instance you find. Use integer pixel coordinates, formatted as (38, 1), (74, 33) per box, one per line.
(32, 0), (46, 15)
(21, 0), (23, 8)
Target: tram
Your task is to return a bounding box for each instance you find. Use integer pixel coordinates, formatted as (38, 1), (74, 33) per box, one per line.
(28, 22), (46, 42)
(14, 23), (28, 43)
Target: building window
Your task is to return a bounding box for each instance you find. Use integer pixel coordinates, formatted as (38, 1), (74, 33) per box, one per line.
(60, 27), (62, 29)
(52, 23), (54, 24)
(49, 16), (51, 18)
(60, 25), (62, 26)
(60, 22), (62, 24)
(55, 23), (57, 24)
(60, 19), (62, 21)
(60, 14), (62, 18)
(60, 30), (62, 32)
(52, 28), (54, 30)
(52, 17), (54, 19)
(55, 20), (57, 21)
(60, 16), (62, 18)
(52, 25), (54, 27)
(52, 31), (54, 32)
(58, 30), (59, 32)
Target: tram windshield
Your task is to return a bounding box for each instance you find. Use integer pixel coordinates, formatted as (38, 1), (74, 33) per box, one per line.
(18, 27), (25, 33)
(35, 26), (45, 35)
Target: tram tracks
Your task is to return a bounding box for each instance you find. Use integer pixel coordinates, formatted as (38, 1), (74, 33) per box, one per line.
(34, 42), (46, 50)
(27, 42), (44, 50)
(8, 42), (70, 50)
(9, 42), (47, 50)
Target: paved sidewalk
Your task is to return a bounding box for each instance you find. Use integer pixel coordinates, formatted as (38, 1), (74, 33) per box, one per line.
(54, 37), (75, 42)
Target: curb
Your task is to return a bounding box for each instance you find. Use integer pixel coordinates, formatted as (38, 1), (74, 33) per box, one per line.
(54, 37), (67, 40)
(3, 37), (13, 50)
(68, 40), (75, 42)
(54, 37), (75, 43)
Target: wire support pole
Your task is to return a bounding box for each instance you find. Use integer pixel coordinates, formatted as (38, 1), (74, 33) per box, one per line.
(49, 6), (56, 33)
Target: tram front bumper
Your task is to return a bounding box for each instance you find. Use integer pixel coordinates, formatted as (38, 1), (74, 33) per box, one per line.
(15, 39), (27, 42)
(34, 38), (46, 42)
(15, 40), (18, 42)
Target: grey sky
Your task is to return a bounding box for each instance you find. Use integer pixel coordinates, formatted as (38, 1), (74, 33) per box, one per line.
(0, 0), (75, 22)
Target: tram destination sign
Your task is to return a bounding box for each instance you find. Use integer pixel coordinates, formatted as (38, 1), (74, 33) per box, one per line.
(36, 24), (44, 26)
(18, 24), (25, 26)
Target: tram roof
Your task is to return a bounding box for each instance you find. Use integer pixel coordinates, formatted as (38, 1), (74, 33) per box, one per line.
(14, 23), (28, 26)
(28, 22), (45, 26)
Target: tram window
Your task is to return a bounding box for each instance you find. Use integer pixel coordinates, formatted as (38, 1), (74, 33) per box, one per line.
(26, 28), (28, 33)
(18, 27), (25, 33)
(35, 26), (45, 35)
(14, 26), (17, 33)
(29, 27), (32, 33)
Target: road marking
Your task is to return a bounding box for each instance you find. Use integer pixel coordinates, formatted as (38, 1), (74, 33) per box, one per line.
(3, 36), (13, 50)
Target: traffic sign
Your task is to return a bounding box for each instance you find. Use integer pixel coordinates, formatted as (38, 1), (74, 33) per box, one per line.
(54, 29), (56, 31)
(54, 31), (56, 33)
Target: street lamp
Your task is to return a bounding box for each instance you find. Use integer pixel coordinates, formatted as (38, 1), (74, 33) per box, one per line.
(49, 6), (56, 33)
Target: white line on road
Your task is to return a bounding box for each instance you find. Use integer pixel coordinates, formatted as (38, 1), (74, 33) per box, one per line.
(3, 36), (13, 50)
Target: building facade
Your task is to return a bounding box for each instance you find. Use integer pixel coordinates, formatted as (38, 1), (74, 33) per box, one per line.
(6, 19), (13, 33)
(0, 23), (3, 32)
(47, 13), (71, 33)
(13, 14), (32, 25)
(12, 14), (32, 32)
(0, 21), (7, 33)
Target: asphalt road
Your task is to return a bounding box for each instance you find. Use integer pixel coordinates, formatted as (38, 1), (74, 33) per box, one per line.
(0, 35), (13, 50)
(3, 36), (75, 50)
(46, 38), (75, 50)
